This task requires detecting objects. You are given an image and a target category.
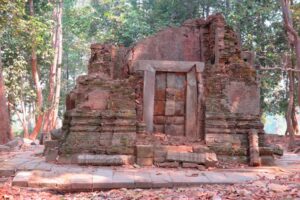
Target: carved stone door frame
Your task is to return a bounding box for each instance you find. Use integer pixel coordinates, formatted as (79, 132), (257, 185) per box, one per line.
(133, 60), (205, 139)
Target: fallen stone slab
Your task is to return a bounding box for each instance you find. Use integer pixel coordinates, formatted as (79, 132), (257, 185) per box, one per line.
(0, 145), (10, 152)
(112, 171), (135, 188)
(261, 155), (275, 166)
(92, 169), (113, 189)
(68, 173), (93, 191)
(134, 171), (152, 188)
(11, 169), (261, 191)
(169, 171), (211, 186)
(166, 152), (218, 167)
(12, 171), (32, 187)
(156, 162), (179, 168)
(27, 171), (65, 189)
(17, 159), (43, 171)
(0, 167), (16, 177)
(0, 177), (8, 186)
(77, 154), (134, 165)
(182, 162), (205, 169)
(268, 183), (289, 192)
(222, 172), (259, 183)
(150, 171), (173, 188)
(4, 137), (24, 148)
(203, 172), (229, 183)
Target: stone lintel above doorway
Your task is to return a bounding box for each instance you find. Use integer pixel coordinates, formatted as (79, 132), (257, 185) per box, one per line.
(132, 60), (205, 73)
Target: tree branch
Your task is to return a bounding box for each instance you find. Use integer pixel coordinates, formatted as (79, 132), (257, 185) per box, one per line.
(258, 67), (300, 72)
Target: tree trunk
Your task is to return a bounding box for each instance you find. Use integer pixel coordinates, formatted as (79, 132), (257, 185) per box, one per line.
(20, 100), (29, 138)
(287, 70), (296, 148)
(29, 0), (44, 140)
(281, 0), (300, 107)
(52, 0), (63, 129)
(284, 53), (296, 149)
(292, 104), (299, 135)
(43, 0), (63, 132)
(0, 47), (13, 144)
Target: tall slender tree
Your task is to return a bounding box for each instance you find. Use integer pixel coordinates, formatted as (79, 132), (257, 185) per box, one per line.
(0, 48), (13, 144)
(28, 0), (44, 140)
(43, 0), (63, 133)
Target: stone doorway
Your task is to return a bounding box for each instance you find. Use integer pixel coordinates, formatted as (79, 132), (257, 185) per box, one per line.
(133, 60), (205, 139)
(154, 72), (186, 136)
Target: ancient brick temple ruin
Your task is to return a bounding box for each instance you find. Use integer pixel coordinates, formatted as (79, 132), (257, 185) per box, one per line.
(45, 14), (280, 168)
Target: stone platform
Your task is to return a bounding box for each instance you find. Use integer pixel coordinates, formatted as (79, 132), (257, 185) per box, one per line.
(12, 168), (260, 191)
(1, 146), (298, 191)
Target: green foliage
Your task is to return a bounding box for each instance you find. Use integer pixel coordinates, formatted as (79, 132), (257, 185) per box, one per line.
(2, 0), (300, 127)
(0, 0), (53, 120)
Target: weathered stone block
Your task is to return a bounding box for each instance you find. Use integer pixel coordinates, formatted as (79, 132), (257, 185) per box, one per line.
(70, 125), (99, 132)
(45, 149), (58, 162)
(137, 157), (153, 166)
(12, 171), (32, 187)
(224, 82), (260, 115)
(165, 100), (176, 116)
(112, 132), (136, 146)
(153, 116), (166, 124)
(136, 145), (153, 158)
(192, 145), (211, 153)
(106, 146), (135, 155)
(182, 162), (199, 168)
(99, 131), (112, 139)
(154, 156), (166, 163)
(71, 117), (101, 125)
(248, 130), (261, 166)
(155, 90), (166, 101)
(69, 174), (93, 191)
(57, 154), (75, 164)
(166, 152), (218, 167)
(0, 145), (10, 152)
(100, 132), (113, 140)
(78, 89), (110, 110)
(155, 73), (166, 89)
(210, 146), (247, 156)
(166, 88), (185, 101)
(153, 125), (164, 132)
(175, 101), (185, 115)
(154, 150), (167, 163)
(154, 101), (165, 115)
(156, 145), (193, 153)
(205, 133), (243, 147)
(77, 154), (134, 165)
(165, 124), (184, 136)
(156, 162), (179, 168)
(217, 155), (248, 164)
(260, 155), (275, 166)
(103, 126), (136, 133)
(154, 144), (197, 163)
(101, 119), (137, 126)
(44, 140), (59, 148)
(165, 116), (184, 125)
(267, 144), (284, 156)
(259, 147), (274, 156)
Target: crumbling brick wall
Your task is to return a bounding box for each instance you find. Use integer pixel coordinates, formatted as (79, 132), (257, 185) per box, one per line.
(55, 13), (267, 166)
(60, 44), (143, 157)
(126, 13), (264, 161)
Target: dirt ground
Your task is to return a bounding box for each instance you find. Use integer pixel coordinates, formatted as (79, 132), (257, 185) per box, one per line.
(1, 135), (300, 200)
(0, 171), (299, 200)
